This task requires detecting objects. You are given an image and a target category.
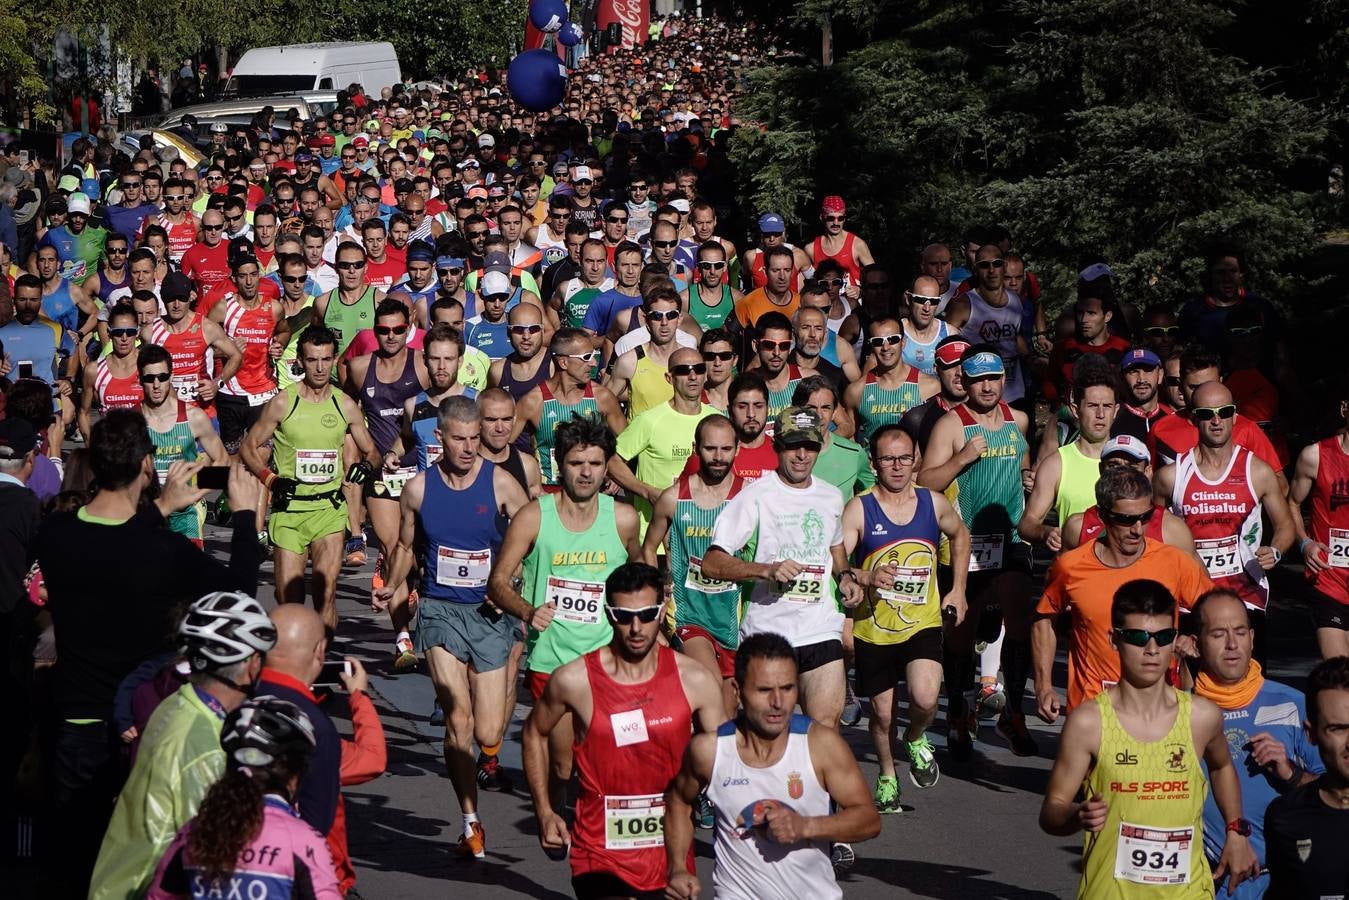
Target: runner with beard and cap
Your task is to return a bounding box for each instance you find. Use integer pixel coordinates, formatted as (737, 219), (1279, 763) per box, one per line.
(901, 276), (954, 376)
(1112, 347), (1176, 443)
(522, 562), (723, 900)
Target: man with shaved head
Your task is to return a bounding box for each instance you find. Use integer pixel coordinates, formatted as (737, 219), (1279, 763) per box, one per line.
(1154, 380), (1295, 664)
(901, 275), (954, 375)
(258, 604), (385, 893)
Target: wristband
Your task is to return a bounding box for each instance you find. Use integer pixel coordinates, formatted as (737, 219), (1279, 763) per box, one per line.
(1300, 537), (1313, 555)
(1270, 546), (1282, 565)
(260, 468), (276, 488)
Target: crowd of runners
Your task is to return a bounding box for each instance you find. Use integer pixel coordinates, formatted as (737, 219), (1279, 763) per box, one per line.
(4, 12), (1349, 900)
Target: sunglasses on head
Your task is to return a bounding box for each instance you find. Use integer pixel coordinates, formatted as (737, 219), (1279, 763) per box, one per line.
(976, 259), (1005, 270)
(139, 372), (172, 384)
(1103, 507), (1156, 527)
(606, 603), (663, 625)
(374, 324), (408, 336)
(670, 363), (707, 376)
(1114, 626), (1178, 648)
(868, 334), (902, 348)
(1191, 404), (1236, 422)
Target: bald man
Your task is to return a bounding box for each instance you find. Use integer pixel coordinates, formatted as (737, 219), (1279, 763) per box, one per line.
(901, 275), (954, 375)
(920, 243), (956, 310)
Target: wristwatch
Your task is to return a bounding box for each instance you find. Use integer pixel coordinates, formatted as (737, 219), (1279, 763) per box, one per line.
(1226, 818), (1252, 837)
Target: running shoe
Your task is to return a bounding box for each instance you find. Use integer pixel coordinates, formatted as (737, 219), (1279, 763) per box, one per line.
(976, 681), (1007, 719)
(695, 790), (716, 829)
(344, 534), (367, 568)
(872, 774), (902, 814)
(394, 636), (418, 672)
(830, 842), (855, 873)
(455, 821), (486, 859)
(997, 711), (1038, 757)
(946, 716), (973, 763)
(371, 554), (386, 604)
(905, 736), (940, 789)
(430, 703), (445, 726)
(840, 674), (862, 726)
(213, 493), (232, 527)
(477, 754), (512, 793)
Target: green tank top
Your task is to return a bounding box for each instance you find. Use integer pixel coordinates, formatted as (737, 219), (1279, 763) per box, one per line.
(1055, 441), (1101, 525)
(687, 283), (734, 332)
(1081, 690), (1209, 899)
(535, 382), (600, 485)
(668, 475), (741, 648)
(271, 386), (348, 505)
(275, 299), (316, 385)
(765, 365), (802, 420)
(951, 401), (1027, 547)
(858, 368), (925, 444)
(629, 348), (673, 419)
(521, 493), (627, 673)
(321, 286), (378, 358)
(148, 401), (200, 540)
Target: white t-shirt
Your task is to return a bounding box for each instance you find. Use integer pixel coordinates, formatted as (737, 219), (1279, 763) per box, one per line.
(709, 471), (845, 647)
(612, 326), (698, 359)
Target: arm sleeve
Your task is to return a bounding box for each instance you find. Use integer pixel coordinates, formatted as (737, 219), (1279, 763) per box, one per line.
(339, 691), (387, 786)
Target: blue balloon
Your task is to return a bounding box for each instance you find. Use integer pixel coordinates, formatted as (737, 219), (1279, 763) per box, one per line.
(528, 0), (568, 33)
(507, 50), (569, 112)
(559, 21), (584, 47)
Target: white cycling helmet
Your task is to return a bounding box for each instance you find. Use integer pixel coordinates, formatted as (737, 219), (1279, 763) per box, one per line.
(178, 591), (276, 670)
(209, 121), (229, 134)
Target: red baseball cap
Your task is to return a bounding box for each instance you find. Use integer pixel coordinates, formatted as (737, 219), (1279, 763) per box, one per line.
(821, 195), (846, 215)
(934, 337), (971, 368)
(318, 134), (335, 147)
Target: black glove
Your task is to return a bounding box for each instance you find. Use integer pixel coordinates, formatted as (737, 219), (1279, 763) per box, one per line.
(270, 476), (298, 510)
(345, 460), (377, 486)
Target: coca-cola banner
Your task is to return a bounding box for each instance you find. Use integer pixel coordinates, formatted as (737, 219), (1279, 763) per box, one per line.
(595, 0), (648, 50)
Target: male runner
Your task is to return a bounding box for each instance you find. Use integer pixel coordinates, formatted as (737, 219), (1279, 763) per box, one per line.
(1192, 589), (1323, 900)
(1264, 656), (1349, 896)
(845, 316), (939, 444)
(139, 344), (227, 545)
(376, 396), (530, 859)
(1035, 467), (1213, 722)
(919, 346), (1036, 758)
(488, 416), (641, 809)
(792, 376), (874, 502)
(179, 209), (232, 298)
(241, 326), (380, 631)
(1019, 363), (1120, 551)
(1043, 292), (1132, 405)
(488, 302), (551, 409)
(664, 632), (882, 900)
(1155, 380), (1294, 660)
(750, 311), (804, 422)
(700, 328), (737, 412)
(844, 424), (970, 809)
(511, 328), (627, 489)
(315, 242), (385, 360)
(605, 287), (691, 418)
(945, 246), (1029, 406)
(702, 407), (865, 727)
(524, 563), (723, 899)
(807, 195), (874, 286)
(579, 241), (644, 342)
(552, 239), (613, 330)
(1289, 383), (1349, 657)
(1060, 435), (1196, 551)
(478, 387), (542, 497)
(144, 271), (241, 418)
(34, 243), (97, 338)
(684, 240), (740, 332)
(1039, 579), (1259, 897)
(1112, 347), (1174, 442)
(898, 336), (970, 455)
(742, 213), (809, 292)
(900, 276), (953, 375)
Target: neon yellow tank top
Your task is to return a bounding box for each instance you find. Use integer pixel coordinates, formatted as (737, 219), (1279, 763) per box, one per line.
(1081, 689), (1211, 899)
(1055, 441), (1102, 525)
(629, 348), (673, 418)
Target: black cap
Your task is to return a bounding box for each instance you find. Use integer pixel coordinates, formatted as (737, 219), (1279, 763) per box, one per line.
(160, 271), (195, 300)
(0, 418), (38, 460)
(393, 177), (414, 194)
(228, 236), (257, 267)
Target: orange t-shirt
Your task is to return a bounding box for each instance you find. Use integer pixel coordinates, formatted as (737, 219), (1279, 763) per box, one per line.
(1037, 538), (1213, 711)
(734, 288), (799, 329)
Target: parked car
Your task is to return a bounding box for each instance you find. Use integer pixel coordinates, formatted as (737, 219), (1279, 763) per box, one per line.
(158, 92), (341, 131)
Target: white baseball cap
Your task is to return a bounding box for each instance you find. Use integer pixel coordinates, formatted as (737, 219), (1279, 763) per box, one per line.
(481, 271), (512, 298)
(572, 165), (593, 182)
(1101, 434), (1150, 463)
(66, 192), (92, 215)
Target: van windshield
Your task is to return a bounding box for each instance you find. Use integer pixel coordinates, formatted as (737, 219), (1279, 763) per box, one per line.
(227, 74), (315, 96)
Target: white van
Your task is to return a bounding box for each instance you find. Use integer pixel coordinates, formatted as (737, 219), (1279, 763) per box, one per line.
(226, 42), (401, 97)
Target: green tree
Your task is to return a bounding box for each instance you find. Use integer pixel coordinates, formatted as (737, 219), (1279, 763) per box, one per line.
(329, 0), (527, 81)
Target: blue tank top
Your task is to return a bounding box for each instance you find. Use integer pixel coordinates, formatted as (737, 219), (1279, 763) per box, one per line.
(95, 267), (131, 304)
(389, 281), (437, 312)
(464, 316), (511, 359)
(902, 320), (951, 375)
(43, 281), (79, 334)
(411, 388), (478, 471)
(419, 460), (508, 605)
(854, 489), (943, 643)
(358, 352), (422, 455)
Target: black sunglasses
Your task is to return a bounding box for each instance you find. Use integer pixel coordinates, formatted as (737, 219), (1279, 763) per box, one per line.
(670, 363), (707, 376)
(139, 372), (172, 384)
(1103, 507), (1156, 527)
(1114, 627), (1177, 648)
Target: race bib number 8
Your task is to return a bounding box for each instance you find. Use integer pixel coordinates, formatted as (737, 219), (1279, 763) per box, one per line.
(604, 793), (666, 850)
(782, 565), (826, 604)
(1196, 536), (1241, 578)
(686, 555), (737, 595)
(969, 534), (1005, 572)
(1113, 822), (1192, 885)
(436, 547), (491, 588)
(877, 565), (931, 604)
(295, 448), (338, 484)
(546, 577), (604, 625)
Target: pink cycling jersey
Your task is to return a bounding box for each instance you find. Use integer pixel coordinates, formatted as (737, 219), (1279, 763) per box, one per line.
(146, 796), (340, 900)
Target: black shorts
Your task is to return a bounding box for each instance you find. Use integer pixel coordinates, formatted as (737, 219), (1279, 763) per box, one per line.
(854, 627), (944, 698)
(216, 393), (264, 451)
(794, 637), (844, 674)
(1312, 590), (1349, 630)
(572, 872), (665, 900)
(967, 541), (1033, 595)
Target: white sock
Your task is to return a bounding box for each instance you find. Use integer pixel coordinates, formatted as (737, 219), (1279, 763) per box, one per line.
(395, 630), (411, 649)
(979, 625), (1006, 683)
(463, 811), (480, 836)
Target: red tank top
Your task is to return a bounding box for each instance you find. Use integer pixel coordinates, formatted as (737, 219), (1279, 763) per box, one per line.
(94, 357), (143, 410)
(748, 249), (800, 290)
(571, 645), (693, 891)
(158, 213), (197, 261)
(149, 315), (214, 414)
(1078, 504), (1166, 545)
(1311, 435), (1349, 603)
(1172, 446), (1266, 609)
(221, 296), (277, 398)
(811, 231), (862, 285)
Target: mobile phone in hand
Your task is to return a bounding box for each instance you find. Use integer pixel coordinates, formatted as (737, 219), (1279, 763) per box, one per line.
(196, 466), (231, 490)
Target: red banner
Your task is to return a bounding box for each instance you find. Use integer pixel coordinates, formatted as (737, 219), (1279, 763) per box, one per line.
(595, 0), (648, 50)
(524, 20), (547, 51)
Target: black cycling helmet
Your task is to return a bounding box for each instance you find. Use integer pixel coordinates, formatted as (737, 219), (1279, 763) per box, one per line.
(178, 591), (277, 671)
(221, 696), (316, 768)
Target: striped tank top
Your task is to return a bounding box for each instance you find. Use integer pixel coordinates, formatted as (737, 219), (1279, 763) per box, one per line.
(536, 381), (601, 485)
(857, 367), (924, 444)
(668, 474), (744, 648)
